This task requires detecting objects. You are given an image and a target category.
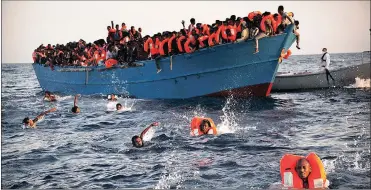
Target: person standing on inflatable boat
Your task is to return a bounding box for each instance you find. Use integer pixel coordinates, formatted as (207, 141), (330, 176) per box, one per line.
(190, 117), (218, 136)
(132, 122), (159, 148)
(280, 152), (330, 189)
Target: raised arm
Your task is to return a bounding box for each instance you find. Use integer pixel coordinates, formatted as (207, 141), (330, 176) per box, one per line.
(140, 122), (159, 139)
(74, 94), (79, 107)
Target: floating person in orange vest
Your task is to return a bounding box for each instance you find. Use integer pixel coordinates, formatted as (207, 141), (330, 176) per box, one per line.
(71, 94), (81, 113)
(280, 152), (329, 189)
(132, 122), (159, 148)
(190, 117), (218, 136)
(22, 107), (57, 128)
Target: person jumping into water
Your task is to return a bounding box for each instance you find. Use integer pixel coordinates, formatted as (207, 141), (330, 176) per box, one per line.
(131, 122), (159, 148)
(321, 48), (335, 86)
(71, 94), (81, 113)
(190, 117), (218, 136)
(22, 107), (57, 128)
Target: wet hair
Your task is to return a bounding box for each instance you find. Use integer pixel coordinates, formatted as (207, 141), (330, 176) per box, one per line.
(132, 136), (143, 147)
(71, 106), (79, 113)
(23, 117), (30, 124)
(116, 103), (122, 109)
(278, 5), (284, 12)
(199, 119), (211, 133)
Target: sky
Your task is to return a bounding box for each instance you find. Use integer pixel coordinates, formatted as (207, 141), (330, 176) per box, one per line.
(1, 1), (370, 63)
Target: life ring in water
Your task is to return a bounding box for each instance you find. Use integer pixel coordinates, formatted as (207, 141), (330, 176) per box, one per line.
(280, 152), (327, 189)
(190, 117), (217, 136)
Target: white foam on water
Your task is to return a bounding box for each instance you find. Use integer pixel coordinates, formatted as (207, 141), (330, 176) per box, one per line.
(354, 77), (370, 88)
(142, 127), (156, 142)
(217, 95), (239, 134)
(106, 101), (118, 111)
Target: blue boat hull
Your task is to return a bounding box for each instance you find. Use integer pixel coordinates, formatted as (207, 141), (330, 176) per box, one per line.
(33, 25), (296, 99)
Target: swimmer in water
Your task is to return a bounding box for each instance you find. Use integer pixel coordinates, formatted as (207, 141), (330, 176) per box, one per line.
(116, 103), (124, 110)
(108, 94), (117, 101)
(22, 107), (57, 128)
(44, 91), (57, 101)
(71, 94), (80, 113)
(132, 122), (159, 148)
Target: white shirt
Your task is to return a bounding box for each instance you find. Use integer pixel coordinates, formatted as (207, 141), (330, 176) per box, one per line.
(322, 52), (330, 69)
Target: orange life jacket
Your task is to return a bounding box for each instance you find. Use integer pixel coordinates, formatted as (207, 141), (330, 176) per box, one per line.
(260, 14), (277, 34)
(184, 38), (193, 53)
(248, 11), (262, 21)
(105, 58), (118, 68)
(221, 25), (228, 40)
(159, 38), (169, 56)
(280, 153), (327, 189)
(144, 38), (153, 53)
(208, 33), (217, 47)
(227, 25), (237, 42)
(202, 24), (210, 36)
(167, 34), (176, 53)
(177, 36), (186, 53)
(190, 117), (217, 136)
(198, 35), (209, 48)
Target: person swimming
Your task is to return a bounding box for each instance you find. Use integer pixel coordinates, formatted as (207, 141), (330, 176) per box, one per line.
(116, 103), (123, 110)
(190, 117), (218, 136)
(131, 122), (159, 148)
(22, 107), (57, 128)
(44, 91), (57, 101)
(71, 94), (80, 113)
(108, 94), (117, 101)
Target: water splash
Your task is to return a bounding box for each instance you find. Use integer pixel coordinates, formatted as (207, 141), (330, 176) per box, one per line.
(354, 77), (370, 88)
(217, 95), (239, 134)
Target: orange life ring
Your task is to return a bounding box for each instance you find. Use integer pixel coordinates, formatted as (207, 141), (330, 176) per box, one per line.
(280, 152), (327, 189)
(105, 59), (118, 68)
(190, 117), (217, 136)
(279, 49), (292, 63)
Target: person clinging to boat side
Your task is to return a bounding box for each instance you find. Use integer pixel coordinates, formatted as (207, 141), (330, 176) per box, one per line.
(22, 107), (57, 128)
(132, 122), (159, 148)
(71, 94), (81, 113)
(321, 48), (335, 86)
(44, 91), (57, 102)
(190, 117), (218, 136)
(280, 152), (329, 189)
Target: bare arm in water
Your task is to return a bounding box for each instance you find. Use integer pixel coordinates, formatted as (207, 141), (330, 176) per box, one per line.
(35, 107), (57, 121)
(140, 122), (159, 139)
(74, 94), (79, 107)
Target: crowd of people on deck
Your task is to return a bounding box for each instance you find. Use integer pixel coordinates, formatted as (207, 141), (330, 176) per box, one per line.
(32, 5), (300, 71)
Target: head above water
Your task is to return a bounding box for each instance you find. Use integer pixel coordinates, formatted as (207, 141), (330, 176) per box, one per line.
(71, 106), (80, 113)
(199, 119), (211, 134)
(132, 135), (143, 147)
(22, 117), (31, 126)
(295, 158), (312, 179)
(116, 103), (122, 110)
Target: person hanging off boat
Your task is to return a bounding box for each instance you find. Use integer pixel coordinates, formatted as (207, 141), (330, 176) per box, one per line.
(71, 94), (81, 113)
(280, 152), (330, 189)
(278, 5), (301, 49)
(321, 48), (336, 86)
(190, 117), (218, 136)
(22, 107), (57, 128)
(131, 122), (159, 148)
